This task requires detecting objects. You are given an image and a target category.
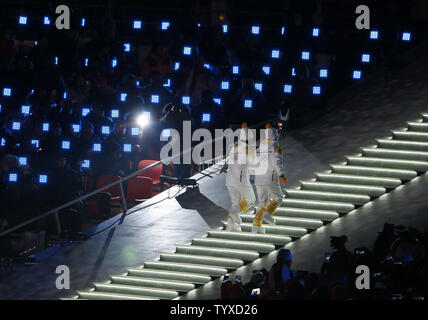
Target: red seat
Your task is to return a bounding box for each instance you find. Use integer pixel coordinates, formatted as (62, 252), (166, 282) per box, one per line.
(96, 175), (122, 200)
(137, 160), (163, 190)
(126, 176), (153, 203)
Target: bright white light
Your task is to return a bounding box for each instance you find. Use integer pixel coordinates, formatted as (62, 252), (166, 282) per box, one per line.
(283, 84), (292, 93)
(161, 129), (171, 138)
(62, 141), (70, 150)
(9, 173), (17, 182)
(136, 112), (151, 128)
(124, 43), (130, 52)
(93, 143), (102, 152)
(84, 58), (89, 66)
(123, 144), (132, 152)
(362, 53), (371, 63)
(21, 105), (30, 115)
(72, 124), (81, 133)
(402, 32), (411, 41)
(0, 138), (5, 147)
(54, 57), (58, 65)
(221, 81), (229, 90)
(232, 66), (239, 74)
(120, 93), (127, 101)
(183, 46), (192, 55)
(81, 18), (86, 27)
(202, 113), (211, 122)
(151, 95), (160, 103)
(353, 70), (362, 79)
(112, 58), (117, 68)
(370, 30), (379, 39)
(133, 20), (142, 29)
(131, 127), (140, 136)
(281, 26), (285, 35)
(161, 21), (170, 30)
(82, 160), (90, 168)
(254, 83), (263, 92)
(111, 109), (119, 118)
(82, 108), (90, 116)
(262, 66), (270, 75)
(163, 79), (171, 87)
(251, 26), (260, 35)
(31, 139), (39, 148)
(44, 17), (50, 25)
(101, 126), (110, 135)
(182, 96), (190, 105)
(244, 99), (253, 108)
(271, 50), (280, 58)
(319, 69), (328, 78)
(42, 123), (49, 132)
(222, 24), (228, 33)
(19, 16), (27, 25)
(312, 28), (319, 37)
(313, 86), (321, 95)
(174, 62), (180, 70)
(3, 88), (11, 96)
(19, 157), (27, 166)
(12, 122), (21, 130)
(39, 175), (48, 184)
(63, 91), (67, 99)
(291, 67), (296, 76)
(213, 98), (221, 105)
(301, 51), (310, 60)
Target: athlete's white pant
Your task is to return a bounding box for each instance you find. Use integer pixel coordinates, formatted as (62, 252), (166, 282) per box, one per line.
(253, 184), (284, 227)
(226, 186), (256, 226)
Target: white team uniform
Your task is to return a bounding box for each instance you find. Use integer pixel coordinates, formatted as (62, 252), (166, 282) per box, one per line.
(252, 128), (285, 232)
(225, 133), (256, 232)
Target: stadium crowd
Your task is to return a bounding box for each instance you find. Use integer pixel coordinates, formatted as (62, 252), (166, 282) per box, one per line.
(0, 1), (419, 257)
(221, 222), (428, 300)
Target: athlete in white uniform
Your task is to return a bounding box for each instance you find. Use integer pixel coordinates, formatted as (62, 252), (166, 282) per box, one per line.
(225, 123), (256, 232)
(252, 124), (287, 234)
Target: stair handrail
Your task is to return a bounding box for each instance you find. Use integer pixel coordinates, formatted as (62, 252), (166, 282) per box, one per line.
(0, 118), (277, 237)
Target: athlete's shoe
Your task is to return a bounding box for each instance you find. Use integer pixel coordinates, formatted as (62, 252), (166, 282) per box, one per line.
(251, 225), (265, 234)
(225, 217), (235, 231)
(262, 212), (276, 225)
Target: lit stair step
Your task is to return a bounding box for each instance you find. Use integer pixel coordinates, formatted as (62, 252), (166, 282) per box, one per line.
(160, 253), (244, 269)
(362, 148), (428, 162)
(208, 230), (292, 245)
(301, 181), (386, 197)
(221, 222), (307, 237)
(143, 261), (227, 277)
(275, 207), (339, 221)
(377, 139), (428, 152)
(77, 290), (158, 300)
(94, 283), (178, 299)
(331, 164), (417, 180)
(422, 114), (428, 122)
(241, 214), (323, 229)
(347, 156), (428, 172)
(176, 245), (259, 262)
(407, 122), (428, 132)
(281, 198), (354, 213)
(285, 189), (370, 205)
(192, 238), (275, 253)
(110, 275), (195, 292)
(316, 173), (401, 188)
(126, 268), (211, 284)
(393, 131), (428, 142)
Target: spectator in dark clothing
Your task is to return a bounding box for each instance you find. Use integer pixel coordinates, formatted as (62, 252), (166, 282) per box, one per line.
(48, 156), (84, 233)
(269, 249), (297, 295)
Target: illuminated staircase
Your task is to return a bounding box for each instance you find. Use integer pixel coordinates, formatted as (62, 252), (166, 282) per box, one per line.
(69, 114), (428, 300)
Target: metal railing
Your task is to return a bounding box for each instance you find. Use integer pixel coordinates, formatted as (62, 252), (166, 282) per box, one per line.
(0, 160), (164, 237)
(0, 119), (275, 238)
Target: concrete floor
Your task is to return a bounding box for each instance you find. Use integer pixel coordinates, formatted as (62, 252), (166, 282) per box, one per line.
(1, 50), (428, 300)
